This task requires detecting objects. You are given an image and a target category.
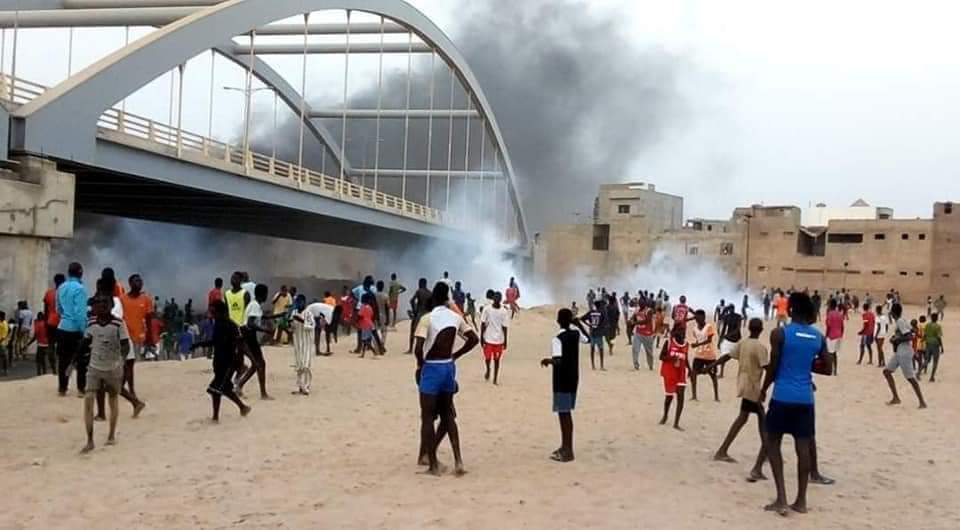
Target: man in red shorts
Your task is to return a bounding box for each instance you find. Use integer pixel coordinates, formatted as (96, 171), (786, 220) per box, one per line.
(480, 292), (510, 385)
(659, 323), (690, 430)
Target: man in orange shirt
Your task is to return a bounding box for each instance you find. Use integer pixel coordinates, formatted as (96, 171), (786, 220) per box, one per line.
(775, 290), (790, 328)
(119, 274), (150, 417)
(207, 277), (224, 316)
(690, 309), (720, 401)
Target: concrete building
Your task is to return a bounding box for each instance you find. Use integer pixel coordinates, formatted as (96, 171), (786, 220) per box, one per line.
(534, 184), (957, 303)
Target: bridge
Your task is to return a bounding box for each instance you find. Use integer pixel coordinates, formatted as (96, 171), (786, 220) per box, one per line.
(0, 0), (529, 309)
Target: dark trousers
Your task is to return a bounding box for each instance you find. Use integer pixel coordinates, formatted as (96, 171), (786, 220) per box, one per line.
(56, 330), (85, 394)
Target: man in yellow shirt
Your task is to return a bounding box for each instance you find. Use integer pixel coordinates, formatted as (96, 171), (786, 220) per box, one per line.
(690, 309), (720, 401)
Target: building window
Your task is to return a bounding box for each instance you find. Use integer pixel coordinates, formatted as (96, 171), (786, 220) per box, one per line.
(760, 231), (770, 237)
(944, 273), (952, 278)
(901, 233), (909, 240)
(707, 225), (713, 231)
(617, 204), (630, 214)
(592, 224), (610, 251)
(757, 265), (768, 272)
(899, 271), (908, 276)
(919, 233), (927, 240)
(687, 246), (699, 256)
(946, 203), (954, 214)
(874, 233), (886, 240)
(720, 242), (734, 255)
(916, 272), (924, 277)
(872, 270), (885, 275)
(783, 231), (795, 236)
(827, 233), (864, 244)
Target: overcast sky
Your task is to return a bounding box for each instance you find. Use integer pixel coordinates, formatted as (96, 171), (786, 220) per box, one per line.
(7, 0), (960, 227)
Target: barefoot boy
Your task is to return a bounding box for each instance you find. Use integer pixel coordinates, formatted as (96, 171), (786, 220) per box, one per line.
(709, 318), (769, 481)
(80, 295), (133, 453)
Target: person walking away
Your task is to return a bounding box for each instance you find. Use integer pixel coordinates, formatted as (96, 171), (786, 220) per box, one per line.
(375, 280), (391, 351)
(934, 295), (947, 321)
(924, 312), (944, 382)
(405, 278), (432, 354)
(586, 301), (607, 370)
(56, 262), (89, 396)
(760, 292), (829, 516)
(881, 303), (927, 408)
(824, 299), (844, 375)
(43, 274), (64, 370)
(290, 295), (315, 394)
(856, 303), (876, 365)
(709, 318), (769, 481)
(480, 292), (509, 384)
(505, 278), (521, 320)
(718, 304), (743, 379)
(540, 308), (590, 462)
(27, 313), (55, 375)
(190, 300), (251, 422)
(387, 273), (407, 328)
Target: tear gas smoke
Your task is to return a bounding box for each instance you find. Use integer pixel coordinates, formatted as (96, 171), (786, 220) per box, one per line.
(561, 248), (761, 318)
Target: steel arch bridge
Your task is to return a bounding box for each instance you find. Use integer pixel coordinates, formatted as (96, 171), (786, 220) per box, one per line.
(0, 0), (528, 249)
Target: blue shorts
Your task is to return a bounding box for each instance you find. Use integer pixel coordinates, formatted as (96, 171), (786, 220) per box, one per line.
(590, 336), (604, 349)
(361, 329), (373, 342)
(419, 362), (458, 395)
(553, 392), (577, 413)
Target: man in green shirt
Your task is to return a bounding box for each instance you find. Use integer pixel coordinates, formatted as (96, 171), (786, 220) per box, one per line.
(387, 273), (406, 328)
(924, 313), (945, 383)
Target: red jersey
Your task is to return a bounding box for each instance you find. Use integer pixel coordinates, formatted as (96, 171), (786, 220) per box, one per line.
(861, 311), (876, 337)
(660, 338), (689, 393)
(340, 296), (355, 322)
(357, 304), (374, 331)
(505, 286), (519, 304)
(634, 308), (654, 336)
(148, 319), (164, 345)
(43, 288), (60, 328)
(207, 288), (223, 308)
(33, 320), (49, 347)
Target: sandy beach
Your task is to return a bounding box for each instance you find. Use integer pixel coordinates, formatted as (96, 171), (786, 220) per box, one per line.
(1, 305), (958, 530)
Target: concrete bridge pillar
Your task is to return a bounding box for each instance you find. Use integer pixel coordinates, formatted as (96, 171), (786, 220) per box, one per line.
(0, 156), (75, 312)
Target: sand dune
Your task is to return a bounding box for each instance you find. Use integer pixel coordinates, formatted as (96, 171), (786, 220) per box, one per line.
(1, 306), (958, 529)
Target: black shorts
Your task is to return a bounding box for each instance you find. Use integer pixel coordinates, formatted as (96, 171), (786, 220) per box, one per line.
(692, 358), (715, 373)
(740, 398), (764, 415)
(765, 400), (814, 438)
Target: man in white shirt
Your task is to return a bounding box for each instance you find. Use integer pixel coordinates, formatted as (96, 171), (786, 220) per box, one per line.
(306, 301), (334, 355)
(480, 292), (510, 385)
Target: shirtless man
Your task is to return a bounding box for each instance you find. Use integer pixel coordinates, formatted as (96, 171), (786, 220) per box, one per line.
(414, 282), (480, 476)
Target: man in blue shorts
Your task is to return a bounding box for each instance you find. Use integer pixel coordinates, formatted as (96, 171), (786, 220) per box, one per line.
(414, 282), (479, 476)
(541, 308), (590, 462)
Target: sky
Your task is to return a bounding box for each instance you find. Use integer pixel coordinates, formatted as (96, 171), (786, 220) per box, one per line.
(5, 0), (960, 230)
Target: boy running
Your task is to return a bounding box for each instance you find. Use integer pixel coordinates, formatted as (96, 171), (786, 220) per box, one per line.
(480, 292), (509, 384)
(709, 318), (769, 481)
(882, 303), (928, 408)
(631, 300), (656, 370)
(659, 323), (690, 430)
(540, 308), (590, 462)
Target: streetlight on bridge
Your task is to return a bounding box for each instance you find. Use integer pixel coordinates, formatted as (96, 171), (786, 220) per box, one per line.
(223, 85), (279, 163)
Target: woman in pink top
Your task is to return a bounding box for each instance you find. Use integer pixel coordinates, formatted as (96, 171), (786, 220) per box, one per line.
(824, 299), (845, 375)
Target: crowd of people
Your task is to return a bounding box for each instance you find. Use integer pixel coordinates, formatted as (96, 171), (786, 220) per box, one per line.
(1, 263), (948, 517)
(561, 283), (945, 515)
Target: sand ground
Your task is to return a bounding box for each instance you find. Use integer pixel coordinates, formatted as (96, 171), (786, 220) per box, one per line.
(1, 305), (958, 530)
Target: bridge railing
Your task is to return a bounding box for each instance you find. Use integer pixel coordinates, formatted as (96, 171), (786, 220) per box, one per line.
(0, 73), (449, 226)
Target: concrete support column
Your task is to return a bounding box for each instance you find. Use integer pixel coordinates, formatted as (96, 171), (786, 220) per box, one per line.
(0, 156), (75, 311)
